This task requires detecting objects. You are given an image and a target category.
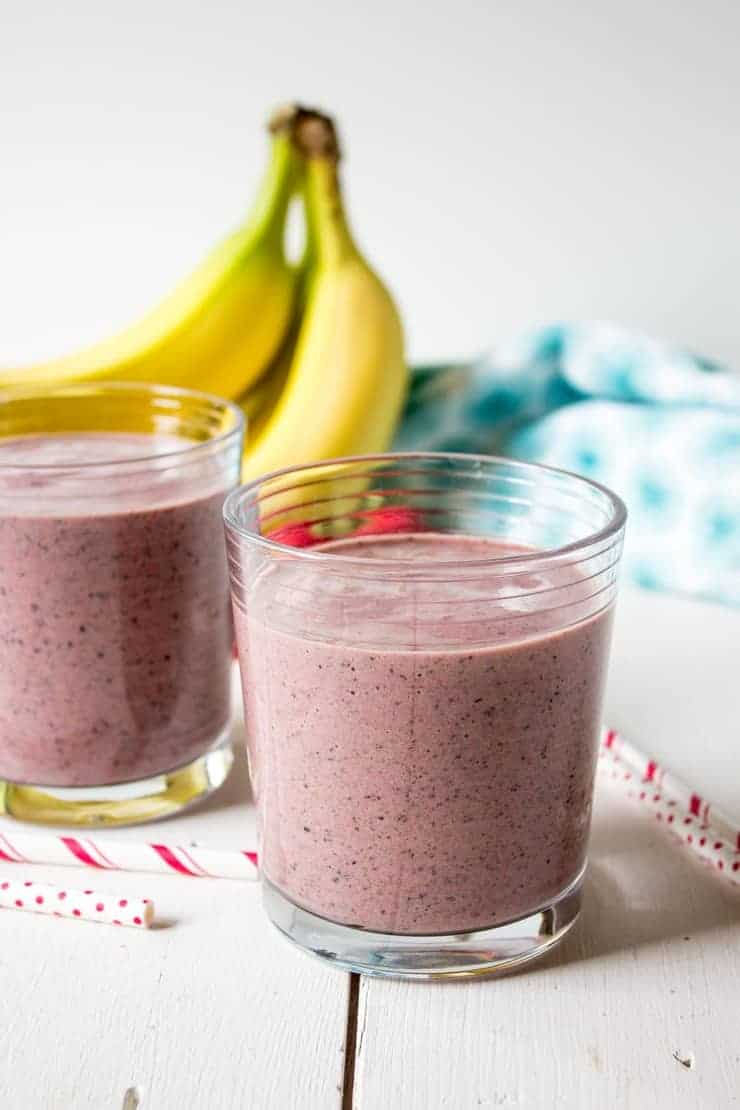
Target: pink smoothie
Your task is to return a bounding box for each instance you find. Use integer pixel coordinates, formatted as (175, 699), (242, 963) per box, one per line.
(235, 532), (614, 935)
(0, 432), (234, 787)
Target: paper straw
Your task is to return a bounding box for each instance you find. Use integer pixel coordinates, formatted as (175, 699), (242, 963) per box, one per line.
(0, 830), (258, 880)
(598, 727), (740, 884)
(2, 728), (736, 890)
(0, 876), (154, 928)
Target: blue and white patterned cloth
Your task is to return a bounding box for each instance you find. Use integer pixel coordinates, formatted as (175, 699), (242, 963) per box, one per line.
(396, 323), (740, 605)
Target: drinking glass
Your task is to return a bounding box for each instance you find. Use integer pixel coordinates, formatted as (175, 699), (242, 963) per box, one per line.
(0, 382), (243, 826)
(224, 452), (626, 978)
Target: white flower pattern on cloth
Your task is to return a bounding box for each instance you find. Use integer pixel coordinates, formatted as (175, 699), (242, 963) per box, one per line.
(397, 323), (740, 605)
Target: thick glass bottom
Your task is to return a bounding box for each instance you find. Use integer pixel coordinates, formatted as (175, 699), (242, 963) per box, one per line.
(263, 867), (584, 980)
(0, 730), (233, 827)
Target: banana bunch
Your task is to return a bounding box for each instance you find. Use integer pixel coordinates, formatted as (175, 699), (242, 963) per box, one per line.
(1, 105), (408, 478)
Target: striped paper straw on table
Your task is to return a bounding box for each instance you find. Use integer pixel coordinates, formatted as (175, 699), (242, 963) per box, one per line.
(598, 727), (740, 884)
(0, 728), (736, 890)
(0, 876), (154, 928)
(0, 831), (258, 880)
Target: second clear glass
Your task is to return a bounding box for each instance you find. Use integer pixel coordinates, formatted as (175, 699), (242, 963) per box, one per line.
(224, 452), (626, 979)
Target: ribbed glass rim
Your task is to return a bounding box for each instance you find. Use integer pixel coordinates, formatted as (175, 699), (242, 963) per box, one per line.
(0, 381), (244, 471)
(223, 451), (627, 570)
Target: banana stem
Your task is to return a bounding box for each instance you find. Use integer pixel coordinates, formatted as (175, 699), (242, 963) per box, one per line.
(303, 156), (357, 267)
(249, 131), (302, 249)
(300, 172), (319, 274)
(278, 108), (356, 268)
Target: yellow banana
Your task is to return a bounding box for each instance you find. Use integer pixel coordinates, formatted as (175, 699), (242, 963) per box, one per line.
(242, 111), (407, 481)
(0, 115), (302, 400)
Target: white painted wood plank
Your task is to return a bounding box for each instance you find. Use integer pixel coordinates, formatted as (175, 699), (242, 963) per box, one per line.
(353, 783), (740, 1109)
(354, 591), (740, 1109)
(0, 705), (349, 1110)
(607, 589), (740, 821)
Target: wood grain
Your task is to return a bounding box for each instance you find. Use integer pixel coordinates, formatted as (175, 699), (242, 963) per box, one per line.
(352, 592), (740, 1109)
(0, 713), (350, 1110)
(352, 783), (740, 1109)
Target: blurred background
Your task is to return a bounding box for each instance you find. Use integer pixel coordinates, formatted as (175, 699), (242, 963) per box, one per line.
(2, 0), (739, 367)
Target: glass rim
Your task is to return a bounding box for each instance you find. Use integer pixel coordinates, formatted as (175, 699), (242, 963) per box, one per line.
(0, 380), (244, 472)
(223, 450), (627, 569)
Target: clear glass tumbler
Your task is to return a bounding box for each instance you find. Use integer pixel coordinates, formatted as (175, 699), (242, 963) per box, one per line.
(0, 382), (243, 826)
(224, 452), (626, 979)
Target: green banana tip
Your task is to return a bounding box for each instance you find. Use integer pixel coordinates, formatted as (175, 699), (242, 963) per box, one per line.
(268, 103), (340, 161)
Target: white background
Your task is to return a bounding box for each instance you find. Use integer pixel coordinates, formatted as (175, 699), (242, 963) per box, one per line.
(2, 0), (739, 367)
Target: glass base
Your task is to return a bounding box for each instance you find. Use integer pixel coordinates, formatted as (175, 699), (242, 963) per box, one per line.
(0, 733), (234, 827)
(263, 868), (584, 980)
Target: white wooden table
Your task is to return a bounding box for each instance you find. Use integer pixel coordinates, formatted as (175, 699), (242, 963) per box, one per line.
(1, 588), (739, 1110)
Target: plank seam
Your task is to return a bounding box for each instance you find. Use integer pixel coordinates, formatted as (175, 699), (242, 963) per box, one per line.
(341, 974), (361, 1110)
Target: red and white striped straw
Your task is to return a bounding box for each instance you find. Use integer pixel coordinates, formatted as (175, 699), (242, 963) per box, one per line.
(0, 831), (258, 880)
(0, 729), (736, 890)
(0, 875), (154, 928)
(598, 727), (740, 884)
